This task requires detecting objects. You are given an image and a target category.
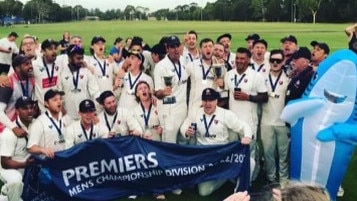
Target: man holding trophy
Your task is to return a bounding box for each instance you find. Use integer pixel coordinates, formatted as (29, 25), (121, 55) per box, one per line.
(154, 36), (189, 144)
(186, 38), (225, 109)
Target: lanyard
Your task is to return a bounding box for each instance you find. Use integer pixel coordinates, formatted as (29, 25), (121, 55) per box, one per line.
(234, 74), (246, 88)
(16, 119), (28, 142)
(128, 72), (143, 90)
(43, 57), (55, 84)
(269, 71), (283, 92)
(19, 79), (30, 97)
(188, 54), (193, 62)
(93, 55), (106, 76)
(72, 69), (80, 90)
(81, 123), (94, 141)
(203, 114), (216, 137)
(169, 58), (182, 81)
(104, 112), (118, 131)
(257, 64), (264, 72)
(200, 59), (212, 80)
(45, 111), (63, 137)
(140, 103), (152, 128)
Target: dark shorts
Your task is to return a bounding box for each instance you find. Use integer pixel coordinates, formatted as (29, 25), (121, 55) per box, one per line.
(0, 63), (11, 75)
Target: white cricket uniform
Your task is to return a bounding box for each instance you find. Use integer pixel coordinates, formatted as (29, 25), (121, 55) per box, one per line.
(0, 38), (19, 65)
(32, 57), (62, 112)
(64, 120), (104, 149)
(0, 74), (35, 133)
(57, 66), (100, 122)
(250, 58), (270, 77)
(225, 52), (236, 70)
(27, 111), (67, 153)
(261, 70), (290, 183)
(0, 118), (30, 201)
(182, 49), (200, 65)
(55, 54), (91, 71)
(180, 107), (252, 145)
(225, 68), (267, 137)
(97, 107), (143, 138)
(118, 71), (154, 109)
(186, 59), (216, 109)
(133, 103), (161, 141)
(88, 55), (118, 93)
(154, 55), (188, 143)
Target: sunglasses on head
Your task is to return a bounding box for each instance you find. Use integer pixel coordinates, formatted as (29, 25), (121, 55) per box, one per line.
(69, 45), (81, 53)
(269, 58), (283, 64)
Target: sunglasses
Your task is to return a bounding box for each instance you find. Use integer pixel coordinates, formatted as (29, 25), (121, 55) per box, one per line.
(69, 45), (81, 53)
(269, 58), (283, 64)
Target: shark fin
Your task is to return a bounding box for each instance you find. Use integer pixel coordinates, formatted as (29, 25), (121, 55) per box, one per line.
(317, 123), (357, 144)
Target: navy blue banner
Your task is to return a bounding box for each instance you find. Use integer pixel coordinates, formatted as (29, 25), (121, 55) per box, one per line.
(27, 136), (250, 201)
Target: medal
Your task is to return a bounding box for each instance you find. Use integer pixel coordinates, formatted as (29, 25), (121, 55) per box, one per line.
(202, 79), (207, 85)
(127, 89), (134, 95)
(71, 88), (81, 93)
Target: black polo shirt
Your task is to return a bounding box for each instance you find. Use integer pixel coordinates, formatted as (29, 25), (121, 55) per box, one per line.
(286, 66), (314, 104)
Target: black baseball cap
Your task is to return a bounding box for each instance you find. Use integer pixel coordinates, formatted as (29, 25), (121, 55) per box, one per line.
(245, 33), (260, 41)
(44, 89), (65, 102)
(292, 47), (311, 60)
(91, 36), (106, 45)
(41, 39), (59, 50)
(67, 44), (85, 56)
(280, 35), (298, 44)
(79, 99), (96, 113)
(9, 32), (19, 38)
(151, 44), (166, 55)
(166, 35), (180, 47)
(15, 96), (35, 109)
(202, 88), (219, 101)
(253, 39), (268, 48)
(216, 33), (232, 43)
(96, 90), (115, 105)
(12, 54), (33, 68)
(310, 40), (330, 55)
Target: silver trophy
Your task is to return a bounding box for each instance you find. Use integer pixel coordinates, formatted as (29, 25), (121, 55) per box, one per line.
(163, 76), (176, 104)
(213, 64), (224, 78)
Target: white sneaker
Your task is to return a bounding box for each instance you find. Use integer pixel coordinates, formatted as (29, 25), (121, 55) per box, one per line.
(172, 189), (182, 195)
(337, 186), (344, 197)
(128, 195), (137, 199)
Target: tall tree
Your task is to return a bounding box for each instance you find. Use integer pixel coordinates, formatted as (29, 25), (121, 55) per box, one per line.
(297, 0), (323, 23)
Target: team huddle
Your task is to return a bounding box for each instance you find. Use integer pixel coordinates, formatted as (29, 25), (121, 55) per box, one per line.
(0, 28), (333, 200)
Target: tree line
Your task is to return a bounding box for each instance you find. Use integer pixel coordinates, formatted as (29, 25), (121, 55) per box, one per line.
(0, 0), (356, 23)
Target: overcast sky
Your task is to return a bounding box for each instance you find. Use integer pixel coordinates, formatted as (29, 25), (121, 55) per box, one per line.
(19, 0), (217, 12)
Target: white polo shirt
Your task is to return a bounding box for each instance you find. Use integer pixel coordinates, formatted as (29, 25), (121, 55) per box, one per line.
(154, 55), (188, 116)
(250, 58), (270, 77)
(64, 120), (104, 149)
(133, 103), (161, 141)
(32, 56), (62, 112)
(261, 71), (290, 126)
(180, 107), (252, 145)
(186, 59), (216, 109)
(88, 55), (118, 93)
(97, 107), (143, 138)
(58, 66), (100, 121)
(27, 111), (66, 152)
(118, 71), (154, 109)
(225, 68), (267, 136)
(0, 37), (19, 65)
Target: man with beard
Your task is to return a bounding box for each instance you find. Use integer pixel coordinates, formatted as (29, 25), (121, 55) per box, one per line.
(28, 89), (67, 158)
(186, 38), (223, 109)
(310, 40), (330, 70)
(154, 35), (189, 144)
(88, 36), (118, 93)
(250, 39), (270, 76)
(224, 47), (268, 180)
(57, 44), (100, 124)
(65, 99), (102, 149)
(0, 97), (35, 201)
(0, 55), (34, 137)
(180, 88), (252, 196)
(0, 32), (19, 75)
(118, 50), (153, 109)
(183, 30), (200, 64)
(216, 33), (235, 71)
(32, 39), (62, 112)
(96, 90), (142, 138)
(280, 35), (298, 76)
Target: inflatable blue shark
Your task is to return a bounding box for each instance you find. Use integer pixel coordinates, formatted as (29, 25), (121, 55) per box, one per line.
(281, 49), (357, 200)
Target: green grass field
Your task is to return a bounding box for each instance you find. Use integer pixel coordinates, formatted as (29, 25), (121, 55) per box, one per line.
(1, 21), (356, 201)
